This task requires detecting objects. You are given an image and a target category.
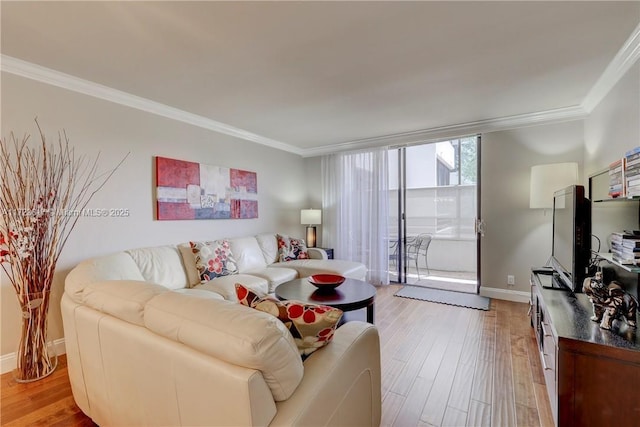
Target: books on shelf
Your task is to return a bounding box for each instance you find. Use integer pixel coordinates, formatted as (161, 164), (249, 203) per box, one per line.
(610, 231), (640, 264)
(610, 231), (640, 242)
(623, 147), (640, 198)
(609, 158), (625, 197)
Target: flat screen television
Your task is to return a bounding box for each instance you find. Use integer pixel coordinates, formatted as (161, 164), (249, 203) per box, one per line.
(549, 185), (591, 293)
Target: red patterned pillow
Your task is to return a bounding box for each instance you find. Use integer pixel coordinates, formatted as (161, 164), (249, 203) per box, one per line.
(276, 234), (309, 262)
(190, 240), (238, 283)
(235, 284), (342, 356)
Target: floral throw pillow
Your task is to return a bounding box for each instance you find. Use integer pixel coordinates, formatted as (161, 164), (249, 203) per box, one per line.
(276, 234), (310, 262)
(190, 240), (238, 283)
(235, 284), (343, 356)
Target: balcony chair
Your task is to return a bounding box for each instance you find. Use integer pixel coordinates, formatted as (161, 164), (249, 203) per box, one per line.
(406, 234), (432, 279)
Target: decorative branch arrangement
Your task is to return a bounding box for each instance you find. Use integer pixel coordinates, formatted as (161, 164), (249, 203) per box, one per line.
(0, 120), (126, 382)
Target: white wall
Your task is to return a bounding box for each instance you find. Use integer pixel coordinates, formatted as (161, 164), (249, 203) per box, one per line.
(1, 73), (309, 357)
(585, 62), (640, 175)
(481, 121), (585, 296)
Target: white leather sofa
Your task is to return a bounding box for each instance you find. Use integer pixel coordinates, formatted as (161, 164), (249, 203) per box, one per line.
(62, 233), (380, 426)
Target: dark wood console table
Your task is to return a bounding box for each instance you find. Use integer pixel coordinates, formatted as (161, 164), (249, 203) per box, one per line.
(531, 272), (640, 427)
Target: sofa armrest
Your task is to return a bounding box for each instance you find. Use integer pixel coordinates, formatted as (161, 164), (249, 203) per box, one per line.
(271, 321), (381, 426)
(307, 247), (328, 260)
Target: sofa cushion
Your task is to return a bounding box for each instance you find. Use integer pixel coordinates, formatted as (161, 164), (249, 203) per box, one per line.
(144, 291), (303, 401)
(229, 237), (268, 271)
(242, 267), (298, 293)
(173, 288), (226, 300)
(277, 234), (310, 262)
(83, 280), (169, 326)
(65, 252), (147, 303)
(269, 259), (367, 281)
(190, 240), (238, 283)
(195, 274), (269, 301)
(126, 246), (190, 290)
(255, 233), (279, 265)
(236, 284), (343, 356)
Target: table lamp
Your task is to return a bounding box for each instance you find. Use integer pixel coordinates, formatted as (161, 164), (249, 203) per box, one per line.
(300, 209), (322, 247)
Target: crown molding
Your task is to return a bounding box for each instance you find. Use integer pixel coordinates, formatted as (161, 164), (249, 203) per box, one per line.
(300, 105), (587, 157)
(582, 21), (640, 113)
(0, 55), (304, 156)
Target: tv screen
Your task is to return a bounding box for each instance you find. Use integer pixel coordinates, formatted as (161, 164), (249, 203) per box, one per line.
(550, 185), (591, 292)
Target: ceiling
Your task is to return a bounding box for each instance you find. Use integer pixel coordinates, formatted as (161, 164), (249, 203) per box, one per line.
(2, 1), (639, 156)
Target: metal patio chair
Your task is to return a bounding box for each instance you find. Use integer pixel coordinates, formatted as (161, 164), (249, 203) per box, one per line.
(405, 233), (432, 279)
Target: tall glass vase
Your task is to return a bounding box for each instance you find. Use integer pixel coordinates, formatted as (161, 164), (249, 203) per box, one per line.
(13, 290), (58, 383)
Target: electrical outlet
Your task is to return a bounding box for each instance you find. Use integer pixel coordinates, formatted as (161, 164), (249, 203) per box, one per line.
(507, 275), (515, 286)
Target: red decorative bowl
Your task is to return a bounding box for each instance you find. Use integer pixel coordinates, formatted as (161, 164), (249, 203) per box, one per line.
(308, 274), (345, 289)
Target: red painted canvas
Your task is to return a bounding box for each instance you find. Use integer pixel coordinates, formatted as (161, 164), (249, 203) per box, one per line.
(155, 156), (258, 220)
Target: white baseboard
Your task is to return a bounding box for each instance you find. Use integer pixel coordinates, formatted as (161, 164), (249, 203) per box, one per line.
(1, 338), (66, 375)
(480, 286), (530, 303)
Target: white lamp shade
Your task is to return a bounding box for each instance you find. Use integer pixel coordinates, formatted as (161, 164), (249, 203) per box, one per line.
(300, 209), (322, 225)
(530, 162), (579, 209)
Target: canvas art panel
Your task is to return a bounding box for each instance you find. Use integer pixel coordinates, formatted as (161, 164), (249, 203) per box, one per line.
(156, 156), (258, 220)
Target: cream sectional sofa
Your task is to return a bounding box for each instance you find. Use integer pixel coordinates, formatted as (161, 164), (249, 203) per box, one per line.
(62, 232), (380, 426)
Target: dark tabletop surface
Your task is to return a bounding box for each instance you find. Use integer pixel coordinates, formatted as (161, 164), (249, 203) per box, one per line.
(534, 273), (640, 352)
(275, 278), (376, 311)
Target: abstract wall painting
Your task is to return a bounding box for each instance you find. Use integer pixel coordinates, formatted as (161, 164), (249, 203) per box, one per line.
(155, 156), (258, 220)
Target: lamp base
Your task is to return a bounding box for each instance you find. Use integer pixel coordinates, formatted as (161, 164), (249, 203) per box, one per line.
(306, 226), (317, 248)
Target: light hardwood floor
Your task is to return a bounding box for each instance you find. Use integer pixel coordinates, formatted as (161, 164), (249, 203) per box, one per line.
(0, 284), (553, 427)
(375, 285), (553, 427)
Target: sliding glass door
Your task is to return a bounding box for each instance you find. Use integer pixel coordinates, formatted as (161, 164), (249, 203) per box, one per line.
(389, 136), (481, 293)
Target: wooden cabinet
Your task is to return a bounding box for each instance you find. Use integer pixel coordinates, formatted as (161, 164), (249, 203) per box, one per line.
(531, 273), (640, 427)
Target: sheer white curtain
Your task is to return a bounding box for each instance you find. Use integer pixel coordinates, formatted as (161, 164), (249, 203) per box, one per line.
(322, 147), (390, 285)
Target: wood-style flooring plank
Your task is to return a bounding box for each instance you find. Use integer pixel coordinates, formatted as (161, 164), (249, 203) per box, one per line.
(2, 394), (95, 427)
(533, 382), (555, 427)
(467, 399), (491, 427)
(516, 403), (541, 427)
(491, 302), (517, 427)
(381, 392), (406, 427)
(470, 305), (496, 410)
(391, 376), (434, 427)
(526, 333), (546, 385)
(387, 326), (438, 396)
(388, 302), (437, 362)
(476, 309), (496, 361)
(471, 358), (494, 404)
(420, 308), (471, 425)
(446, 359), (475, 412)
(441, 406), (468, 427)
(458, 309), (483, 366)
(380, 298), (429, 361)
(388, 303), (454, 397)
(381, 357), (405, 397)
(511, 334), (538, 409)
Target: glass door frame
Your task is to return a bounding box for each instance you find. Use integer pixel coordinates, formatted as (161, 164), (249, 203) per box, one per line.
(389, 135), (482, 292)
(392, 147), (408, 283)
(475, 135), (482, 294)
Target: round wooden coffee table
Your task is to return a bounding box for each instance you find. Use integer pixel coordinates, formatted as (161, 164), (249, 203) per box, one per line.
(275, 278), (376, 323)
